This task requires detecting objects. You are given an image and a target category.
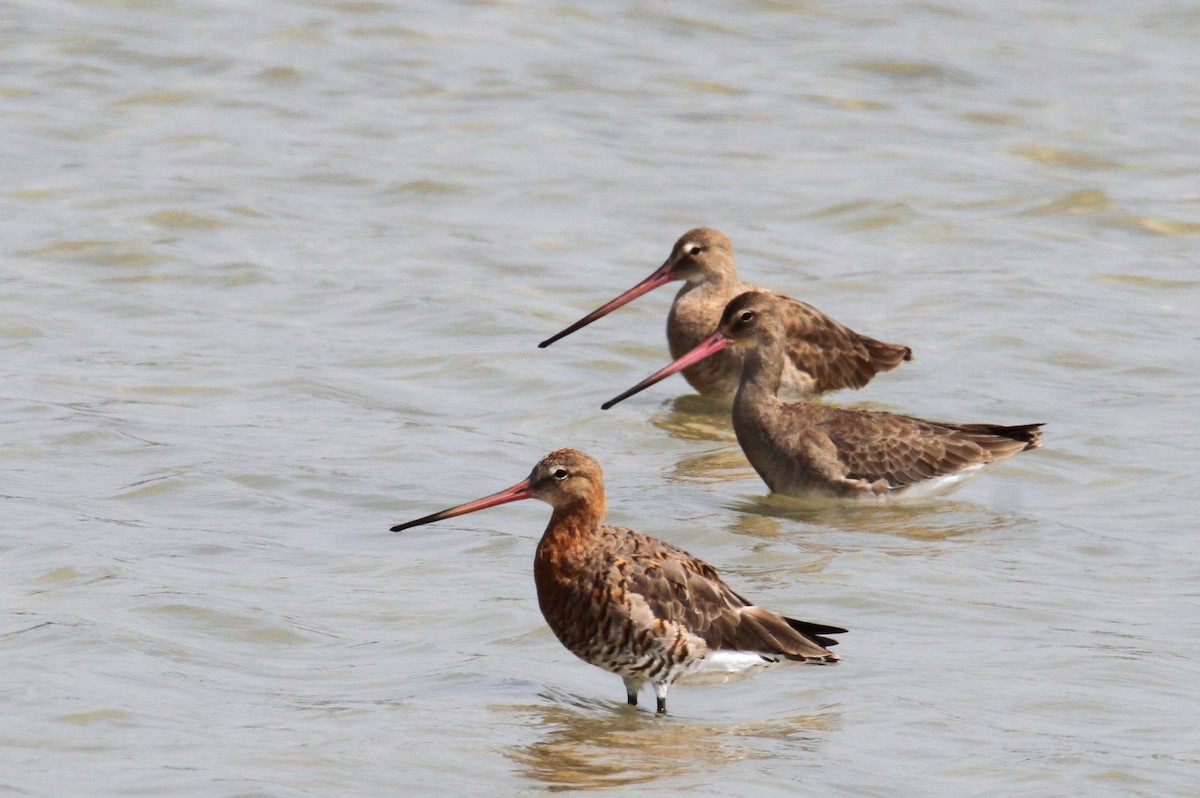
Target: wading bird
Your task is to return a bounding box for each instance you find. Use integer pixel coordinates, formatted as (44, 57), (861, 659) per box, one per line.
(391, 448), (844, 713)
(539, 228), (912, 398)
(603, 292), (1043, 499)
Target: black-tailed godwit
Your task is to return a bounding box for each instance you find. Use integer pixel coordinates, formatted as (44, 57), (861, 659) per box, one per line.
(540, 228), (911, 397)
(391, 448), (844, 713)
(603, 292), (1043, 499)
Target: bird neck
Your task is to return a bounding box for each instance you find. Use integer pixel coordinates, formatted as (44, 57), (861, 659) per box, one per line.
(678, 266), (740, 295)
(737, 328), (787, 398)
(702, 266), (740, 289)
(542, 497), (607, 549)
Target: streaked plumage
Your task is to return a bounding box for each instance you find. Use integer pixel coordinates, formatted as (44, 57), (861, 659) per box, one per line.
(603, 292), (1043, 499)
(391, 448), (843, 713)
(539, 228), (911, 397)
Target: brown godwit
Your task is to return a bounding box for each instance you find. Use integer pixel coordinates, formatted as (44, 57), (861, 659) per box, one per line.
(602, 292), (1043, 499)
(539, 228), (911, 397)
(391, 448), (844, 713)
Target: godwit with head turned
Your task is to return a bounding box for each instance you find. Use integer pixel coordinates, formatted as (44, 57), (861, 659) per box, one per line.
(539, 228), (912, 398)
(603, 292), (1044, 499)
(391, 448), (843, 713)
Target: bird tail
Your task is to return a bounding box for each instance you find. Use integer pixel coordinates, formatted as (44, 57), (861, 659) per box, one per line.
(863, 336), (913, 372)
(783, 616), (847, 652)
(952, 422), (1044, 451)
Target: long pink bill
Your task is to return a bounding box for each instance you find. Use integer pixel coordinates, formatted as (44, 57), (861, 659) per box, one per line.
(538, 262), (675, 348)
(390, 479), (535, 532)
(601, 330), (729, 410)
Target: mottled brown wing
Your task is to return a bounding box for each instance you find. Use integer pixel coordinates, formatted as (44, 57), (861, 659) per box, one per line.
(604, 526), (839, 660)
(775, 293), (912, 393)
(817, 409), (1039, 488)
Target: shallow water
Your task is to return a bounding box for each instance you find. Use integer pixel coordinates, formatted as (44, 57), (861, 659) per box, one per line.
(3, 1), (1199, 795)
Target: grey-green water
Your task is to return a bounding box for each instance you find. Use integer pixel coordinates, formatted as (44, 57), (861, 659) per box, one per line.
(3, 1), (1199, 795)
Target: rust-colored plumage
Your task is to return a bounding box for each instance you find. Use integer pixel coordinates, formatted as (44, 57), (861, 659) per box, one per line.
(539, 228), (912, 397)
(391, 449), (843, 713)
(604, 292), (1043, 499)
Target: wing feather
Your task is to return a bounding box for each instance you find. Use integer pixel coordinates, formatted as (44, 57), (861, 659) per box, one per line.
(801, 408), (1044, 489)
(774, 293), (912, 393)
(600, 526), (840, 660)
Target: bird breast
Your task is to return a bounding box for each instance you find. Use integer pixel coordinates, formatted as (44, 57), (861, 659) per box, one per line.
(533, 543), (708, 680)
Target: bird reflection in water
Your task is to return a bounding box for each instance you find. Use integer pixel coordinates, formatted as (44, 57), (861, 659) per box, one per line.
(648, 394), (737, 444)
(647, 395), (756, 485)
(498, 693), (839, 792)
(727, 492), (1026, 542)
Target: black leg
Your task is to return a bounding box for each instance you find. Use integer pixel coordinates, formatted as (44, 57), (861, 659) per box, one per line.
(655, 696), (666, 714)
(626, 692), (638, 706)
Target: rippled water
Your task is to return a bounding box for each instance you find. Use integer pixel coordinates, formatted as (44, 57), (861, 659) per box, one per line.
(4, 1), (1199, 795)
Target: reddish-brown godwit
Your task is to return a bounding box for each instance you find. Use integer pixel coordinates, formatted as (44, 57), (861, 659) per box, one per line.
(539, 228), (911, 397)
(603, 292), (1043, 499)
(391, 448), (844, 713)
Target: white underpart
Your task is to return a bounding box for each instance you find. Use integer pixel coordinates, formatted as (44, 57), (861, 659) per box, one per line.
(771, 461), (994, 505)
(679, 650), (780, 684)
(891, 462), (990, 500)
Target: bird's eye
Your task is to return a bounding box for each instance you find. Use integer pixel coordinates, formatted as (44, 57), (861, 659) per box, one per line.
(684, 243), (704, 256)
(552, 468), (569, 480)
(738, 310), (755, 324)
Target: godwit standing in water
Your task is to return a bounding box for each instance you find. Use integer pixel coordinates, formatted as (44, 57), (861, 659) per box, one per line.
(539, 228), (912, 397)
(603, 292), (1043, 499)
(391, 448), (843, 713)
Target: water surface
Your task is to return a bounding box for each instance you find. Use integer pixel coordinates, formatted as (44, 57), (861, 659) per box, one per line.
(3, 1), (1199, 795)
